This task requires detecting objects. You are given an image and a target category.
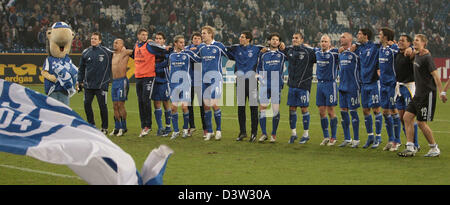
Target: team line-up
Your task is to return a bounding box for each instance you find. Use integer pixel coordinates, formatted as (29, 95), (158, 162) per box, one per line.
(42, 25), (450, 158)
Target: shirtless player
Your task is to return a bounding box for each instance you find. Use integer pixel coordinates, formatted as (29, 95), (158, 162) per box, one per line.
(110, 38), (133, 137)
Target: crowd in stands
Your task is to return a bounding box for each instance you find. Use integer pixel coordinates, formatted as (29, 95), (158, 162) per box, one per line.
(0, 0), (448, 57)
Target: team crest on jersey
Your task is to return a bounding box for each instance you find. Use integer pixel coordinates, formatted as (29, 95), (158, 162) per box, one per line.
(325, 54), (330, 58)
(277, 54), (281, 58)
(182, 55), (187, 60)
(239, 52), (242, 56)
(248, 53), (253, 57)
(212, 49), (217, 54)
(300, 55), (304, 59)
(99, 55), (104, 62)
(366, 51), (371, 57)
(348, 55), (353, 60)
(385, 51), (390, 55)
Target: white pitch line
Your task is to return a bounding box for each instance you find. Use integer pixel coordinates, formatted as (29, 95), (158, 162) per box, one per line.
(0, 164), (82, 180)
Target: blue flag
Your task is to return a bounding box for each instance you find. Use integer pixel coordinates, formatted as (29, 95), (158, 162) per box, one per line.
(0, 79), (173, 185)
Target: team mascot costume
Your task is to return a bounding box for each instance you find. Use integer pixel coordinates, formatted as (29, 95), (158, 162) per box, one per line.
(41, 22), (78, 105)
(0, 22), (173, 185)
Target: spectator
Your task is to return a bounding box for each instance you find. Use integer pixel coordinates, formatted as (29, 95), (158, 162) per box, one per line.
(0, 0), (447, 56)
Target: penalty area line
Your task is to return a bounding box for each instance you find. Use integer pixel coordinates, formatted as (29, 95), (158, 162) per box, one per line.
(0, 164), (82, 180)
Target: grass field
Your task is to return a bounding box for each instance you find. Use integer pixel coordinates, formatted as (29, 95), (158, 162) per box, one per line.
(1, 83), (449, 185)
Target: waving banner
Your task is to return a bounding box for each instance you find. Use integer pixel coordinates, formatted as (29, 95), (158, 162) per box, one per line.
(0, 79), (173, 185)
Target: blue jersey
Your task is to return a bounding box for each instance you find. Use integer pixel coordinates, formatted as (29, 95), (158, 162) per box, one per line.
(197, 41), (229, 78)
(257, 49), (286, 89)
(355, 41), (380, 84)
(227, 44), (264, 74)
(378, 44), (399, 86)
(314, 48), (339, 81)
(338, 49), (361, 92)
(168, 50), (200, 88)
(155, 53), (169, 83)
(43, 55), (78, 95)
(185, 44), (202, 85)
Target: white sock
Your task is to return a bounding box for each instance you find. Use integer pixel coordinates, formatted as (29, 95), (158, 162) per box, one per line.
(406, 142), (415, 151)
(303, 130), (309, 137)
(292, 129), (297, 136)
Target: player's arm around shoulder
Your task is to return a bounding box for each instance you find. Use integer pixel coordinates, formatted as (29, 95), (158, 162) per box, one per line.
(185, 50), (202, 63)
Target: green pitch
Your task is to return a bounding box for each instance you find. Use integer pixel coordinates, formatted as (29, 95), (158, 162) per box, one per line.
(1, 83), (449, 185)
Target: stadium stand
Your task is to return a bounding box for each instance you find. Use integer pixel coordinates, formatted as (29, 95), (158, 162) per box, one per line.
(0, 0), (448, 56)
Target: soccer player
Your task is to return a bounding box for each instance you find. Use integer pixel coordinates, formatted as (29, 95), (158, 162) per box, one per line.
(109, 38), (133, 137)
(227, 31), (264, 142)
(186, 32), (206, 136)
(314, 34), (339, 146)
(378, 27), (402, 151)
(256, 33), (286, 143)
(282, 32), (316, 144)
(354, 28), (383, 149)
(394, 34), (419, 151)
(168, 35), (201, 140)
(197, 26), (229, 141)
(131, 28), (168, 137)
(78, 32), (113, 135)
(398, 34), (445, 157)
(337, 32), (361, 148)
(152, 32), (172, 137)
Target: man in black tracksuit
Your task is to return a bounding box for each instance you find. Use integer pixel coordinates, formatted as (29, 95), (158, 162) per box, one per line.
(227, 31), (264, 142)
(78, 32), (113, 134)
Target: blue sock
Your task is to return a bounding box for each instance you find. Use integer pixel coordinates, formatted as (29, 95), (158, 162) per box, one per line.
(364, 115), (373, 134)
(330, 117), (338, 140)
(205, 110), (213, 133)
(120, 117), (127, 130)
(260, 110), (267, 135)
(155, 108), (163, 130)
(183, 112), (189, 130)
(375, 113), (383, 141)
(384, 114), (394, 142)
(341, 111), (351, 141)
(114, 118), (121, 129)
(289, 110), (297, 130)
(171, 112), (179, 132)
(350, 110), (359, 141)
(320, 117), (329, 139)
(214, 109), (222, 131)
(414, 123), (419, 147)
(302, 112), (310, 131)
(393, 114), (401, 143)
(165, 110), (171, 129)
(272, 113), (280, 136)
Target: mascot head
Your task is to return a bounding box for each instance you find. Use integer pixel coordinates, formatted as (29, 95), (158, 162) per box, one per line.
(47, 22), (74, 58)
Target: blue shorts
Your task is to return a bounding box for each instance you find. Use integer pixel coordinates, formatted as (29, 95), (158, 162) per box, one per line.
(380, 83), (396, 109)
(259, 86), (281, 104)
(202, 82), (222, 100)
(287, 87), (309, 107)
(339, 90), (360, 110)
(152, 82), (170, 101)
(111, 77), (129, 102)
(170, 84), (191, 103)
(361, 81), (380, 108)
(316, 81), (338, 107)
(396, 85), (413, 110)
